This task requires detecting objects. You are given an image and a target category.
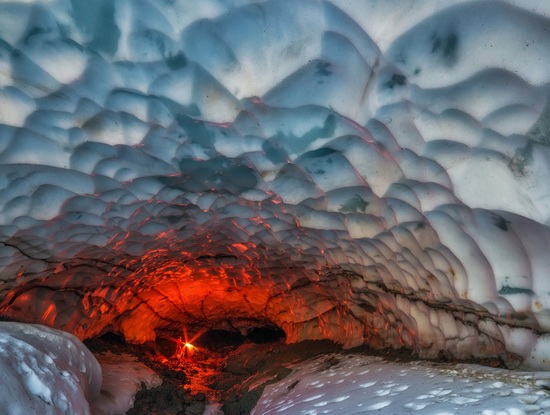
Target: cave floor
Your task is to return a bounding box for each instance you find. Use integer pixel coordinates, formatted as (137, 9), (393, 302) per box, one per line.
(85, 336), (550, 415)
(85, 335), (342, 414)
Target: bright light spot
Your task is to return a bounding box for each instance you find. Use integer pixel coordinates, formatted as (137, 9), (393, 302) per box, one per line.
(174, 337), (198, 360)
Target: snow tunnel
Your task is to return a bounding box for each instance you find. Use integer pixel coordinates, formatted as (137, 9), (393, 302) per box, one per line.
(2, 0), (550, 412)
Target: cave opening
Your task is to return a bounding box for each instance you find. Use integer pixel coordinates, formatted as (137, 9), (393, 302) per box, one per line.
(196, 325), (286, 350)
(85, 321), (287, 358)
(246, 326), (286, 344)
(82, 321), (308, 415)
(197, 329), (245, 349)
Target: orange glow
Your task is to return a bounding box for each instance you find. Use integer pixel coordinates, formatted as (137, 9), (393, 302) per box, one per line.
(175, 337), (198, 360)
(171, 327), (207, 361)
(232, 243), (249, 253)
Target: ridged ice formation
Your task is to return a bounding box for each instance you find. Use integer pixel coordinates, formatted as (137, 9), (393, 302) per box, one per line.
(1, 0), (550, 369)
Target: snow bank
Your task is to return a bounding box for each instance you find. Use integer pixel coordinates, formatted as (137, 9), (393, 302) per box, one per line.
(253, 353), (550, 415)
(91, 352), (162, 415)
(0, 322), (101, 415)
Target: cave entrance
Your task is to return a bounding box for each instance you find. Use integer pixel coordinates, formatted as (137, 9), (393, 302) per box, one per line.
(247, 326), (286, 344)
(84, 324), (288, 414)
(84, 322), (287, 358)
(196, 325), (286, 350)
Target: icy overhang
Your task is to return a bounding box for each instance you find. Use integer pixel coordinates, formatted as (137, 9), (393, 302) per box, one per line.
(1, 0), (550, 369)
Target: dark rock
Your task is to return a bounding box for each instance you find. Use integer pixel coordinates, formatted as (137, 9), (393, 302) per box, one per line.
(185, 401), (206, 415)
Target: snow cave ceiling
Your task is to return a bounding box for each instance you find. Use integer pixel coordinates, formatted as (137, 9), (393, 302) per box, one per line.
(1, 0), (550, 369)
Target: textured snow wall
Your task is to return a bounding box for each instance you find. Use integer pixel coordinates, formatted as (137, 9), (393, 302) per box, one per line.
(1, 0), (550, 369)
(0, 322), (102, 414)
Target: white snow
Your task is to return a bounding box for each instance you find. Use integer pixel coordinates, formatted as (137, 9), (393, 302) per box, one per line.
(0, 322), (165, 415)
(0, 322), (102, 415)
(252, 353), (550, 415)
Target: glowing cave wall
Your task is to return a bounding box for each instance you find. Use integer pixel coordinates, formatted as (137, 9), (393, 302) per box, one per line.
(1, 0), (550, 368)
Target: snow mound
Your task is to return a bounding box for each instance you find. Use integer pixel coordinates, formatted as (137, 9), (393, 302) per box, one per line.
(92, 352), (162, 415)
(0, 322), (101, 415)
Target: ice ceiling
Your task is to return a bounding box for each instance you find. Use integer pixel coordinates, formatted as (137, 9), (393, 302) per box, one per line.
(1, 0), (550, 369)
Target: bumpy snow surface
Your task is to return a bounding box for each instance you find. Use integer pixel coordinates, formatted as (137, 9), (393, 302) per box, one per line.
(1, 0), (550, 380)
(0, 322), (101, 414)
(0, 322), (161, 415)
(253, 353), (550, 415)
